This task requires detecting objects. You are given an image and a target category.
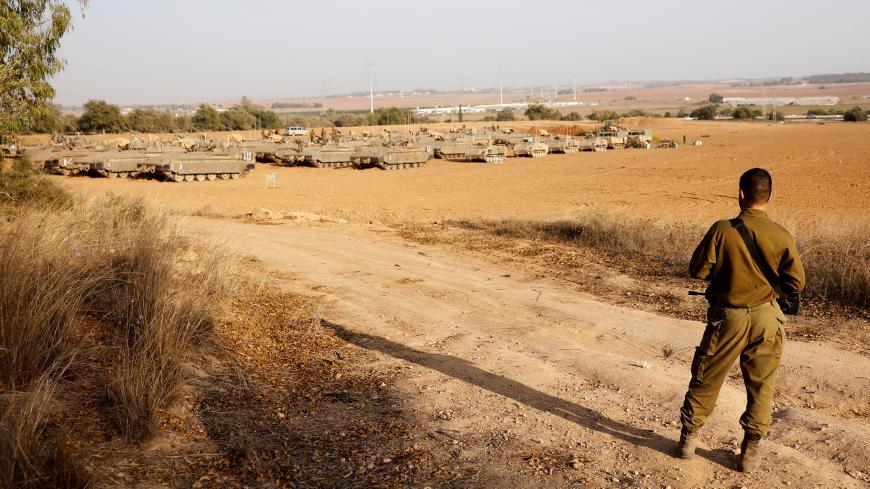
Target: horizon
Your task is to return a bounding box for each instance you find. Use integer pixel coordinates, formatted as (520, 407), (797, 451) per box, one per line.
(53, 0), (870, 106)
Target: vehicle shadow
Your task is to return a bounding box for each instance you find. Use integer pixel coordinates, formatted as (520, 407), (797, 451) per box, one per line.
(322, 320), (735, 470)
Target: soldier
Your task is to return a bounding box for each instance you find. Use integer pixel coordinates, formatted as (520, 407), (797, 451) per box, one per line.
(677, 168), (805, 472)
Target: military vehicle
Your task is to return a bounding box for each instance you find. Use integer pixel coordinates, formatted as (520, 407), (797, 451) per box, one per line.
(143, 151), (255, 182)
(466, 143), (506, 163)
(656, 139), (679, 149)
(626, 129), (652, 149)
(513, 137), (549, 158)
(546, 136), (580, 154)
(352, 146), (430, 170)
(73, 151), (152, 178)
(271, 145), (306, 165)
(596, 123), (628, 149)
(301, 145), (355, 168)
(435, 140), (505, 163)
(577, 135), (608, 152)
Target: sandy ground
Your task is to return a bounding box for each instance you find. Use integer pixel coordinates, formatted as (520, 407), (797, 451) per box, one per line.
(57, 120), (870, 229)
(181, 216), (870, 488)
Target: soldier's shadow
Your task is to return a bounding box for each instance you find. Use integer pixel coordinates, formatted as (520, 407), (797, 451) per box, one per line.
(323, 320), (735, 470)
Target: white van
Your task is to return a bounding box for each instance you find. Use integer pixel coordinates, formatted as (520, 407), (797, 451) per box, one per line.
(283, 126), (307, 136)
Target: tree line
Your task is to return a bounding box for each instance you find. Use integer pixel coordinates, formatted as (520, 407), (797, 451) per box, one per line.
(25, 99), (284, 135)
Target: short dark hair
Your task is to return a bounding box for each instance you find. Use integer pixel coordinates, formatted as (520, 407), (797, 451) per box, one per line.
(739, 168), (772, 205)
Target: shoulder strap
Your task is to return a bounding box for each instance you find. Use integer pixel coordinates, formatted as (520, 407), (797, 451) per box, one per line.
(729, 218), (779, 294)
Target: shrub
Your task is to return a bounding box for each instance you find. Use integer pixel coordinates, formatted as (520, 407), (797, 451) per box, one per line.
(560, 111), (582, 121)
(587, 110), (620, 122)
(767, 111), (785, 121)
(624, 96), (637, 101)
(843, 106), (867, 122)
(690, 105), (718, 120)
(732, 106), (754, 120)
(709, 93), (724, 104)
(525, 104), (560, 120)
(0, 158), (71, 210)
(495, 108), (515, 121)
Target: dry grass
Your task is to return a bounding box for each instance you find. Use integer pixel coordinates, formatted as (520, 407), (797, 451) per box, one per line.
(0, 378), (91, 489)
(798, 223), (870, 309)
(1, 165), (233, 484)
(451, 211), (703, 277)
(451, 210), (869, 311)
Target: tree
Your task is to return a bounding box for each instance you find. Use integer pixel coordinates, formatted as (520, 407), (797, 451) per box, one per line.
(1, 1), (87, 137)
(586, 110), (619, 122)
(708, 93), (724, 104)
(732, 106), (754, 120)
(560, 112), (582, 121)
(192, 104), (224, 131)
(495, 108), (515, 121)
(843, 106), (867, 122)
(127, 108), (177, 133)
(77, 99), (125, 133)
(690, 105), (718, 120)
(767, 111), (784, 122)
(220, 107), (256, 130)
(525, 104), (560, 120)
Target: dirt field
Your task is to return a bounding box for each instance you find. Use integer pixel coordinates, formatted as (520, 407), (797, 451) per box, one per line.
(57, 119), (870, 229)
(266, 81), (870, 113)
(46, 119), (870, 487)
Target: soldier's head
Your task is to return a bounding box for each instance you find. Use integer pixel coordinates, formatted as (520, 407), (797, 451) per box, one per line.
(738, 168), (772, 210)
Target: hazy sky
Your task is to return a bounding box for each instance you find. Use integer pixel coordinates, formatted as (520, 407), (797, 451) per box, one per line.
(52, 0), (870, 105)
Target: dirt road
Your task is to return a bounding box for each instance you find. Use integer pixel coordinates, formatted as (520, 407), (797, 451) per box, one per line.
(185, 216), (870, 488)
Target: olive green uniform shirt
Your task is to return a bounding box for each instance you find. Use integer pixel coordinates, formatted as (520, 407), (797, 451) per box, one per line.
(689, 209), (805, 308)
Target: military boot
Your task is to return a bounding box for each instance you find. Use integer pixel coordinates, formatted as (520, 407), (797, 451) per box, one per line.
(676, 428), (698, 459)
(738, 433), (762, 473)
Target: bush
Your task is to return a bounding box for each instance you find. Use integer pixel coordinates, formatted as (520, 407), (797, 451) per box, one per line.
(690, 105), (718, 120)
(0, 158), (71, 210)
(709, 93), (724, 104)
(126, 108), (178, 133)
(77, 100), (126, 134)
(560, 111), (582, 121)
(525, 104), (560, 120)
(732, 106), (754, 120)
(843, 106), (867, 122)
(624, 96), (636, 101)
(587, 110), (620, 122)
(767, 111), (785, 121)
(495, 108), (515, 121)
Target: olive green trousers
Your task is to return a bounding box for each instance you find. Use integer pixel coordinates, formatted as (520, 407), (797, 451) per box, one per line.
(680, 301), (786, 437)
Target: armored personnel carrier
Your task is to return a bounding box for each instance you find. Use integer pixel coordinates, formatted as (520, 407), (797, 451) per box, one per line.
(512, 137), (549, 158)
(577, 136), (608, 152)
(545, 136), (580, 154)
(466, 144), (506, 163)
(144, 151), (255, 182)
(352, 146), (430, 170)
(301, 145), (355, 169)
(596, 124), (628, 149)
(626, 129), (652, 149)
(73, 151), (153, 178)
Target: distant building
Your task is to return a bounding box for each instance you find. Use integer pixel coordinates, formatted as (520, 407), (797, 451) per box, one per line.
(723, 96), (839, 106)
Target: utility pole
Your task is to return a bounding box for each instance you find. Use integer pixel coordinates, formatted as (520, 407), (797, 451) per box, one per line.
(365, 63), (375, 114)
(497, 64), (504, 105)
(573, 77), (576, 101)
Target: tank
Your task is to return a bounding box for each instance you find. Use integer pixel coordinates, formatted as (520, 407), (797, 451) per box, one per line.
(626, 129), (652, 149)
(301, 146), (354, 168)
(143, 151), (255, 182)
(72, 151), (154, 178)
(545, 136), (580, 154)
(352, 146), (430, 170)
(578, 136), (608, 152)
(513, 137), (548, 158)
(466, 144), (506, 163)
